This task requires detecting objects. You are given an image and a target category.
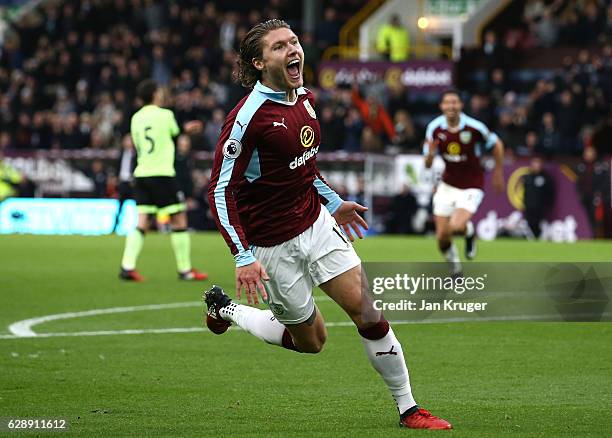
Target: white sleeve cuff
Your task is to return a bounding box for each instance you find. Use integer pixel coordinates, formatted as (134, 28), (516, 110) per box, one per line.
(235, 250), (256, 267)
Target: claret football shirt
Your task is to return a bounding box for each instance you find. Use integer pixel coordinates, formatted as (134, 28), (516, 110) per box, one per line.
(208, 81), (342, 267)
(424, 113), (498, 189)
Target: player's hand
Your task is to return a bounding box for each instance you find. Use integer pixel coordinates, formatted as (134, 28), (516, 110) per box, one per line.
(332, 201), (368, 241)
(492, 168), (505, 193)
(183, 120), (203, 133)
(236, 260), (269, 306)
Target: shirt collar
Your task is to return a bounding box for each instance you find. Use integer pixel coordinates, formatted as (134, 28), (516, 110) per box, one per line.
(442, 112), (467, 130)
(254, 81), (306, 103)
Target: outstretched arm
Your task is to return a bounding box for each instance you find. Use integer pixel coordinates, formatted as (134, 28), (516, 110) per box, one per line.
(312, 169), (368, 241)
(332, 201), (369, 241)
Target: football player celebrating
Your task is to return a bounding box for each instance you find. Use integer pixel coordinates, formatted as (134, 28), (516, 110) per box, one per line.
(204, 19), (451, 430)
(424, 90), (505, 275)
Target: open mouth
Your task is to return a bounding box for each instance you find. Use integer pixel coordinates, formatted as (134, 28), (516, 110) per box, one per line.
(286, 59), (301, 80)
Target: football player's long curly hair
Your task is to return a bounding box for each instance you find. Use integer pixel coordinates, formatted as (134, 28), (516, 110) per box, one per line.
(234, 19), (291, 89)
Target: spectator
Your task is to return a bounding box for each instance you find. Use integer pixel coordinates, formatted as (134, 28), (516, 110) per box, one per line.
(392, 110), (418, 150)
(92, 92), (118, 146)
(496, 110), (523, 153)
(320, 105), (345, 151)
(582, 1), (606, 45)
(376, 14), (410, 62)
(555, 89), (579, 153)
(576, 146), (610, 234)
(386, 83), (410, 118)
(466, 94), (494, 128)
(482, 30), (508, 72)
(351, 84), (396, 145)
(523, 0), (546, 25)
(316, 7), (340, 51)
(203, 109), (225, 151)
(13, 113), (32, 149)
(30, 112), (52, 149)
(301, 32), (321, 77)
(143, 0), (165, 32)
(341, 108), (363, 152)
(151, 45), (171, 86)
(558, 8), (580, 44)
(489, 68), (509, 106)
(534, 8), (559, 47)
(512, 104), (530, 137)
(528, 80), (556, 127)
(60, 112), (83, 149)
(538, 112), (562, 157)
(385, 184), (418, 234)
(89, 159), (108, 198)
(516, 130), (540, 157)
(361, 126), (383, 152)
(219, 12), (238, 52)
(523, 156), (555, 238)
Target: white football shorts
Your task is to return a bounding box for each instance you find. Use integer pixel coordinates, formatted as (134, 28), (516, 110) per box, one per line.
(251, 207), (361, 325)
(433, 181), (484, 217)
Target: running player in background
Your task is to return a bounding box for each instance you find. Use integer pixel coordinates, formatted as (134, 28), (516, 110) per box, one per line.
(119, 79), (208, 282)
(204, 19), (451, 430)
(424, 90), (505, 276)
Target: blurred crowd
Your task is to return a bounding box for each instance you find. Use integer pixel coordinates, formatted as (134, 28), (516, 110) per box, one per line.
(521, 0), (611, 48)
(0, 0), (609, 159)
(469, 45), (611, 158)
(0, 0), (360, 152)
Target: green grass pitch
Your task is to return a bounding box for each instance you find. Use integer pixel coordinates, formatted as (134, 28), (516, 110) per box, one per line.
(0, 233), (611, 437)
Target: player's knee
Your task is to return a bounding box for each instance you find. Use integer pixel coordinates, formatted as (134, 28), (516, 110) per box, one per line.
(170, 212), (187, 229)
(297, 337), (325, 354)
(449, 219), (466, 233)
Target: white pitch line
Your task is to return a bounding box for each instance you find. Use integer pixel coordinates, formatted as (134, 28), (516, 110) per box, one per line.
(8, 301), (202, 338)
(24, 327), (208, 338)
(5, 296), (335, 339)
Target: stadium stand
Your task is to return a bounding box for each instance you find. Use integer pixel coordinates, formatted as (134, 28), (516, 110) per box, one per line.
(0, 0), (610, 236)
